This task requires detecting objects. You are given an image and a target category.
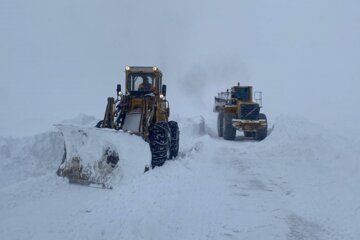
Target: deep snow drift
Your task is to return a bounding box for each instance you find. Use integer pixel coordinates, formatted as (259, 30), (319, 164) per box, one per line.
(0, 115), (359, 240)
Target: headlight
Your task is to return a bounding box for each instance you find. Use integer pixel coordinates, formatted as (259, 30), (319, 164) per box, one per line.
(118, 91), (123, 96)
(153, 66), (157, 71)
(125, 65), (130, 71)
(160, 94), (165, 99)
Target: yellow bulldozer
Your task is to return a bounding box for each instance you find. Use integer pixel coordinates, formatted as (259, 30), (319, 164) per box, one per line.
(56, 66), (179, 187)
(214, 83), (267, 141)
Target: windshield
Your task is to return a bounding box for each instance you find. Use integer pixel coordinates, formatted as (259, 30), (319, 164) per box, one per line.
(127, 73), (155, 92)
(232, 87), (250, 101)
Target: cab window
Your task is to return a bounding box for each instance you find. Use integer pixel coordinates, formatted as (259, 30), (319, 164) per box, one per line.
(232, 87), (250, 101)
(127, 73), (155, 92)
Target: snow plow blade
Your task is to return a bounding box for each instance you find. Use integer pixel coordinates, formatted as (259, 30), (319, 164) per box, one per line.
(55, 124), (150, 187)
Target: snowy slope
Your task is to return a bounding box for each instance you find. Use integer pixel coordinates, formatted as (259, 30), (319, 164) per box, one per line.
(0, 115), (359, 240)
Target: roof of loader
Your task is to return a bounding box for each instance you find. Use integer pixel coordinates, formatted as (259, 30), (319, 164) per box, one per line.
(125, 66), (162, 74)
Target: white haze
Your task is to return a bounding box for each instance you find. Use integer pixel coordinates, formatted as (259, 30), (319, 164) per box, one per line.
(0, 0), (359, 137)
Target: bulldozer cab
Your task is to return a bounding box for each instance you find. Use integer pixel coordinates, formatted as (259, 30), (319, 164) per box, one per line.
(128, 74), (155, 93)
(125, 66), (163, 96)
(231, 86), (253, 102)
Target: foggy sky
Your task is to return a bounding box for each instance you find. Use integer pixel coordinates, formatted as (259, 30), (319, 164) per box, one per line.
(1, 0), (359, 137)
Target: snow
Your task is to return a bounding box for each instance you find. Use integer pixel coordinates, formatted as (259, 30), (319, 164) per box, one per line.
(60, 113), (99, 127)
(56, 124), (150, 186)
(0, 115), (359, 240)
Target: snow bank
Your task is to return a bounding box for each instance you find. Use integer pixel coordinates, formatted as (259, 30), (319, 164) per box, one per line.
(0, 131), (64, 186)
(264, 115), (359, 170)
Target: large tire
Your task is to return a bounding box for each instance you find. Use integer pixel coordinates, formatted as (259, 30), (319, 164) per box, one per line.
(223, 112), (236, 140)
(255, 113), (268, 141)
(148, 122), (171, 168)
(168, 121), (179, 159)
(217, 112), (224, 137)
(96, 120), (104, 128)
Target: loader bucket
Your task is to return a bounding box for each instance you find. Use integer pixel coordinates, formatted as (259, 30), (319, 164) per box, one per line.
(55, 124), (151, 187)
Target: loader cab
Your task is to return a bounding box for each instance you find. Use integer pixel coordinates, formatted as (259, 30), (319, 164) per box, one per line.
(128, 73), (155, 93)
(124, 66), (163, 96)
(231, 86), (252, 102)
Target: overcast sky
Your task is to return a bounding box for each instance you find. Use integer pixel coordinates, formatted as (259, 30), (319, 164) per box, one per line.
(0, 0), (359, 137)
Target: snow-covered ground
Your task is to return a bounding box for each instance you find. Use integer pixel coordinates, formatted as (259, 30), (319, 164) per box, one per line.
(0, 115), (359, 240)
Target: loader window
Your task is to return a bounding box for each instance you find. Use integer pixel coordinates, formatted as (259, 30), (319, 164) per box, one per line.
(128, 73), (155, 93)
(232, 87), (250, 101)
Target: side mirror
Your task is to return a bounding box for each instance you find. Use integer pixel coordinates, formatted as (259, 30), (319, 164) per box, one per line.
(162, 84), (167, 97)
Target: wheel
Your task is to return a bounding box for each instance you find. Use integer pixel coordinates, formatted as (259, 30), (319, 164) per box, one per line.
(217, 112), (224, 137)
(255, 113), (268, 141)
(168, 121), (179, 159)
(148, 122), (171, 168)
(96, 120), (104, 128)
(223, 112), (236, 140)
(244, 131), (255, 138)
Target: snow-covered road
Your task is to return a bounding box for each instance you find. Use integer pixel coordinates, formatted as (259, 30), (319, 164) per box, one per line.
(0, 116), (359, 240)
